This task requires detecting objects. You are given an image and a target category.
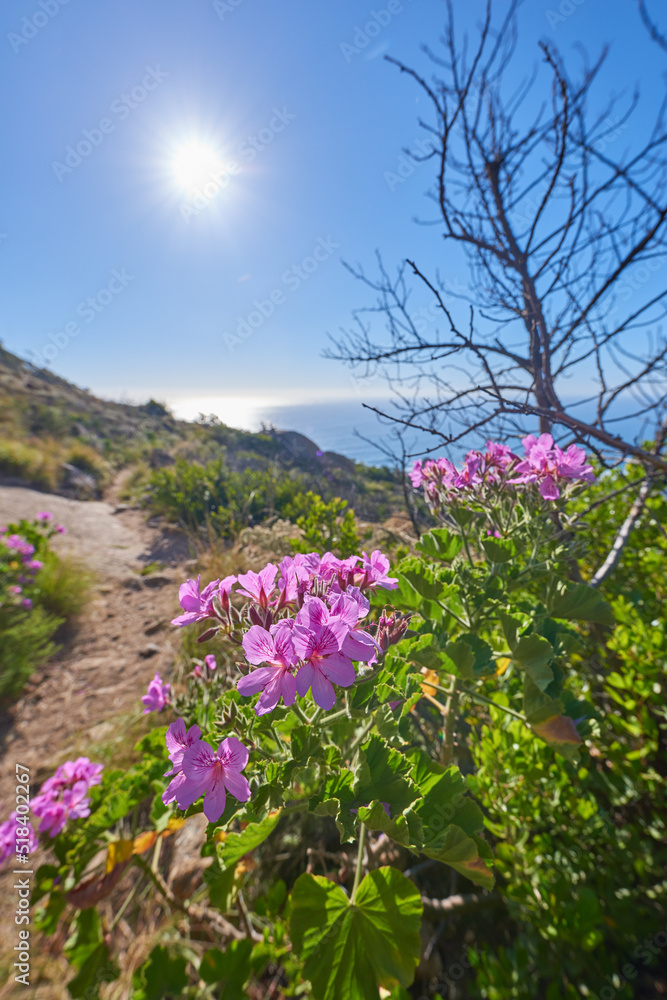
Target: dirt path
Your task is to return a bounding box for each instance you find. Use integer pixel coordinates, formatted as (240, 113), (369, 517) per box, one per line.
(0, 484), (193, 816)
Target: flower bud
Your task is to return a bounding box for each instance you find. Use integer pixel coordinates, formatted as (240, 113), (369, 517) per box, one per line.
(197, 626), (220, 644)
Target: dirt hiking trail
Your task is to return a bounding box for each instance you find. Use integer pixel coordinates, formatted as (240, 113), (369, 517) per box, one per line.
(0, 484), (192, 830)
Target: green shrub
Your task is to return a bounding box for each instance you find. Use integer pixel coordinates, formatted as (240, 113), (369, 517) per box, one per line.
(285, 490), (365, 557)
(0, 605), (63, 698)
(0, 439), (59, 490)
(147, 459), (305, 537)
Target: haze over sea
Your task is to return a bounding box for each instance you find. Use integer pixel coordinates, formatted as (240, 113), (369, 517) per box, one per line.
(166, 394), (650, 469)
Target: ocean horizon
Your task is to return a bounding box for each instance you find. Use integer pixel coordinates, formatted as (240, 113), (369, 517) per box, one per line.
(165, 395), (656, 469)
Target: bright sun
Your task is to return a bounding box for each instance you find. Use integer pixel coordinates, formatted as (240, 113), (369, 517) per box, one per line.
(171, 140), (223, 193)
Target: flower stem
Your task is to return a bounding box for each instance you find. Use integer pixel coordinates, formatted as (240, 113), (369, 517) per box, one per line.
(347, 717), (374, 760)
(442, 680), (460, 766)
(350, 822), (367, 905)
(461, 686), (527, 722)
(292, 702), (310, 725)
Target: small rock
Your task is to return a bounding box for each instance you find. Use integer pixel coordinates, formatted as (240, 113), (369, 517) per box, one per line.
(149, 448), (175, 469)
(141, 574), (173, 589)
(144, 621), (165, 636)
(139, 644), (160, 659)
(123, 577), (142, 591)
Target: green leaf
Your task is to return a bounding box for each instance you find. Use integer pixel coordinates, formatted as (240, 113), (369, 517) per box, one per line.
(354, 737), (419, 818)
(513, 634), (555, 692)
(204, 858), (237, 911)
(68, 944), (118, 999)
(417, 528), (464, 562)
(451, 507), (475, 528)
(217, 809), (282, 871)
(498, 611), (521, 652)
(199, 939), (252, 998)
(400, 633), (444, 672)
(132, 945), (188, 1000)
(523, 676), (564, 726)
(444, 639), (475, 679)
(289, 868), (422, 999)
(407, 749), (493, 889)
(481, 537), (515, 563)
(548, 583), (615, 627)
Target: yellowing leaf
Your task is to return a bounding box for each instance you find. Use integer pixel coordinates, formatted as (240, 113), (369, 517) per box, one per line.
(164, 817), (186, 834)
(420, 667), (440, 697)
(106, 838), (134, 873)
(213, 829), (228, 844)
(495, 657), (511, 677)
(132, 831), (159, 856)
(533, 715), (582, 746)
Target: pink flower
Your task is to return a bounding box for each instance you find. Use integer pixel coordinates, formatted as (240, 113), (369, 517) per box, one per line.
(292, 621), (356, 711)
(56, 525), (66, 534)
(30, 756), (103, 838)
(0, 812), (38, 866)
(236, 564), (278, 608)
(171, 575), (221, 627)
(162, 719), (203, 806)
(36, 512), (53, 521)
(409, 460), (424, 488)
(310, 592), (379, 662)
(141, 672), (171, 714)
(26, 559), (43, 573)
(511, 434), (596, 499)
(22, 598), (32, 609)
(238, 623), (298, 715)
(360, 550), (398, 590)
(177, 737), (251, 822)
(204, 654), (217, 671)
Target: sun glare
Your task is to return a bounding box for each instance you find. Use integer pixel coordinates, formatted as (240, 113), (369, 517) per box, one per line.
(171, 140), (224, 193)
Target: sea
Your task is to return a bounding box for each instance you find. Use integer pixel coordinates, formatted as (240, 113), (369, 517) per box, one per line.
(168, 396), (655, 469)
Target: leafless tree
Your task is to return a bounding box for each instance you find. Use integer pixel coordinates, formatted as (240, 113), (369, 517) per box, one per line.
(328, 0), (667, 480)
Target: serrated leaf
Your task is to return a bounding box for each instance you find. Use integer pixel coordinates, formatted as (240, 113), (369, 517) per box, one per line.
(289, 868), (422, 999)
(548, 583), (615, 627)
(417, 528), (464, 562)
(354, 737), (419, 818)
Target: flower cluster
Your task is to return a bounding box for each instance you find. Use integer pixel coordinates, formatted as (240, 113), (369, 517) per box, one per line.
(410, 435), (595, 513)
(141, 672), (172, 714)
(0, 757), (104, 866)
(162, 719), (250, 823)
(31, 757), (103, 837)
(171, 549), (398, 715)
(0, 513), (65, 611)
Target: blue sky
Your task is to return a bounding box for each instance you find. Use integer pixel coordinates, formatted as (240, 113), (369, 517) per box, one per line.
(0, 0), (664, 429)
